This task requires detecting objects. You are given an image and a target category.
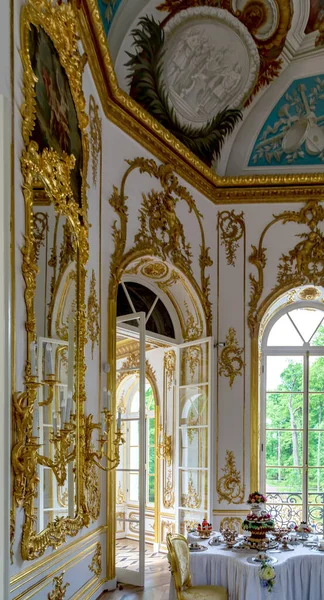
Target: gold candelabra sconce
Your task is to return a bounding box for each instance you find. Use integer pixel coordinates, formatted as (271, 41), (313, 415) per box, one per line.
(157, 426), (172, 466)
(84, 392), (125, 472)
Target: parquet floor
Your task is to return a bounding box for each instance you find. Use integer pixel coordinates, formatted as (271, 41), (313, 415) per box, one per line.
(100, 540), (170, 600)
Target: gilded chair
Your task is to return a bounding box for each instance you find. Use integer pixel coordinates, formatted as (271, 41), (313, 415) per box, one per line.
(166, 533), (228, 600)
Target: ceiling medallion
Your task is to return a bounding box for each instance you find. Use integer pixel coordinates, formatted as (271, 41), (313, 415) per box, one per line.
(141, 261), (169, 279)
(297, 287), (321, 301)
(163, 7), (260, 129)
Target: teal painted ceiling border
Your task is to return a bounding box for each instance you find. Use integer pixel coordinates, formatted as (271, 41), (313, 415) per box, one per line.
(249, 75), (324, 168)
(98, 0), (123, 36)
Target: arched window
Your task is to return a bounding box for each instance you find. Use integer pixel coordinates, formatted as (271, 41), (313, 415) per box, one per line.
(117, 281), (175, 339)
(261, 303), (324, 532)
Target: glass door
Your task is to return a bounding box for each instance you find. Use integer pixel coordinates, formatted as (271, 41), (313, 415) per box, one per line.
(175, 338), (213, 535)
(115, 312), (146, 586)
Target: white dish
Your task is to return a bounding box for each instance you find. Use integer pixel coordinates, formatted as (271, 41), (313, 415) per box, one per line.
(189, 544), (208, 552)
(247, 556), (278, 565)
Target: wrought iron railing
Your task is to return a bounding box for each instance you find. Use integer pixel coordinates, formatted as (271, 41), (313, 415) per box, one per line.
(266, 493), (324, 533)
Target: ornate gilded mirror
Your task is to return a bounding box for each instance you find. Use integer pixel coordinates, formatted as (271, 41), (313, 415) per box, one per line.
(12, 0), (91, 560)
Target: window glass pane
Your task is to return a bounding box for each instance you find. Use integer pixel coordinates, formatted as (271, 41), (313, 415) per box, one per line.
(289, 308), (324, 343)
(129, 419), (139, 445)
(265, 467), (302, 493)
(130, 446), (139, 470)
(145, 386), (155, 412)
(130, 391), (139, 414)
(308, 433), (324, 467)
(180, 427), (207, 469)
(148, 476), (155, 503)
(311, 322), (324, 346)
(180, 386), (208, 427)
(266, 356), (303, 392)
(129, 473), (139, 502)
(266, 393), (303, 430)
(149, 446), (155, 474)
(149, 418), (155, 445)
(309, 394), (324, 429)
(267, 314), (303, 346)
(309, 357), (324, 393)
(265, 430), (303, 467)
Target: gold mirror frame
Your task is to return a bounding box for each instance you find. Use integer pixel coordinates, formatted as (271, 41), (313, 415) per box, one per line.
(12, 0), (90, 560)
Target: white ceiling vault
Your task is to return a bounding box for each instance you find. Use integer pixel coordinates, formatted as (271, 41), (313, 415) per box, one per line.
(99, 1), (324, 177)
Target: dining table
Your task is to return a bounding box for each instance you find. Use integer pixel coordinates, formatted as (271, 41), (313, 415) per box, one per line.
(168, 536), (324, 600)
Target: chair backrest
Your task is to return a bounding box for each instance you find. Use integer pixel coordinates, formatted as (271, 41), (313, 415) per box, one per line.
(167, 533), (192, 594)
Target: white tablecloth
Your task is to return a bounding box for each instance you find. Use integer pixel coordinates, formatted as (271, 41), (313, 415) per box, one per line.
(168, 540), (324, 600)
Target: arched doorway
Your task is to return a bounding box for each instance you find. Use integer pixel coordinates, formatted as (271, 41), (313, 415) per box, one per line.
(259, 286), (324, 532)
(111, 257), (213, 587)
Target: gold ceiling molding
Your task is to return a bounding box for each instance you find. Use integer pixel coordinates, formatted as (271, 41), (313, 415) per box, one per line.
(89, 94), (102, 187)
(248, 199), (324, 337)
(47, 573), (69, 600)
(108, 157), (212, 334)
(75, 0), (324, 204)
(218, 210), (245, 267)
(158, 270), (181, 289)
(88, 542), (102, 578)
(218, 327), (245, 388)
(87, 269), (100, 359)
(124, 257), (149, 275)
(216, 449), (245, 504)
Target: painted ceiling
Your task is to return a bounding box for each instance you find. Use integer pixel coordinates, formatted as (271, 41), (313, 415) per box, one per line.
(99, 1), (324, 177)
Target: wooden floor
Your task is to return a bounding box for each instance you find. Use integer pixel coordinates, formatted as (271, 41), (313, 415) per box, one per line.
(100, 545), (170, 600)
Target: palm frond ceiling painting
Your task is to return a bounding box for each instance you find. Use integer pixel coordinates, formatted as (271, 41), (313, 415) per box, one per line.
(124, 3), (293, 169)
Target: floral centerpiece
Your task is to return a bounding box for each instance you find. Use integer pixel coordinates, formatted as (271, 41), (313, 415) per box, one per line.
(247, 491), (267, 504)
(259, 561), (276, 592)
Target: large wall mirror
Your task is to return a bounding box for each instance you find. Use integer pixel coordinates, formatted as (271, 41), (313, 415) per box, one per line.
(11, 0), (95, 561)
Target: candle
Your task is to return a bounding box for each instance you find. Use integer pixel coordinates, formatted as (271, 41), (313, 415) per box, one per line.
(60, 390), (66, 425)
(66, 391), (72, 422)
(103, 387), (108, 410)
(30, 341), (37, 377)
(45, 343), (53, 376)
(107, 390), (111, 412)
(32, 408), (39, 437)
(117, 410), (121, 431)
(52, 410), (57, 435)
(101, 413), (106, 435)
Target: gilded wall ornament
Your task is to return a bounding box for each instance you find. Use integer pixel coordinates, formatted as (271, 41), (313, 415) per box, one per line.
(161, 518), (175, 542)
(116, 390), (126, 414)
(217, 450), (245, 504)
(10, 508), (15, 564)
(187, 407), (199, 444)
(248, 200), (324, 337)
(15, 0), (94, 561)
(87, 269), (100, 359)
(218, 210), (245, 267)
(89, 95), (102, 187)
(218, 328), (245, 388)
(108, 158), (212, 334)
(219, 516), (242, 533)
(48, 573), (69, 600)
(298, 287), (321, 301)
(182, 345), (202, 383)
(164, 349), (176, 391)
(33, 212), (49, 262)
(141, 261), (169, 279)
(158, 270), (181, 289)
(88, 542), (102, 578)
(116, 481), (126, 504)
(182, 472), (201, 509)
(183, 301), (203, 341)
(163, 470), (175, 509)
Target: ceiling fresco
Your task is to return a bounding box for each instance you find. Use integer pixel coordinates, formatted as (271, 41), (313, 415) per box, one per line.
(249, 75), (324, 168)
(99, 1), (324, 176)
